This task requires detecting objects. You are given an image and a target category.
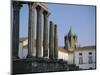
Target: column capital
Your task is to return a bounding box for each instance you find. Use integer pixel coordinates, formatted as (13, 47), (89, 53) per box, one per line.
(36, 5), (44, 13)
(43, 10), (50, 16)
(28, 2), (37, 8)
(13, 2), (22, 11)
(43, 10), (50, 17)
(50, 21), (54, 25)
(54, 24), (57, 28)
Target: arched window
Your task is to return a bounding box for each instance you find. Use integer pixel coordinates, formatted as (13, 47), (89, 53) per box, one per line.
(79, 53), (83, 64)
(88, 52), (93, 64)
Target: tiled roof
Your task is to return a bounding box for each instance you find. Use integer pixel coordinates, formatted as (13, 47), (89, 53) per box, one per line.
(58, 47), (74, 53)
(75, 46), (96, 51)
(58, 47), (67, 53)
(19, 37), (27, 42)
(58, 45), (96, 53)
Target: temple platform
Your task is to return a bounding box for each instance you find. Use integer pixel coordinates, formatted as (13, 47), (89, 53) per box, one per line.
(12, 57), (79, 74)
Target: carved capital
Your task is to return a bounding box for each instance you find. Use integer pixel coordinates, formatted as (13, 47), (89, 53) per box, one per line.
(13, 2), (22, 11)
(36, 5), (44, 13)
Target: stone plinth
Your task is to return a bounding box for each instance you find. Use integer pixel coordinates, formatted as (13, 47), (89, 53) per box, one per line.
(13, 58), (76, 74)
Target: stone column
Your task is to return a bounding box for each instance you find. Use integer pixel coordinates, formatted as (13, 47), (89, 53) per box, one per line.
(36, 6), (43, 58)
(54, 24), (58, 59)
(12, 2), (22, 59)
(27, 3), (35, 58)
(43, 11), (49, 57)
(49, 21), (54, 59)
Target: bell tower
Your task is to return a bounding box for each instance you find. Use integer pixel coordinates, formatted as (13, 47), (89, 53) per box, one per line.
(64, 27), (78, 51)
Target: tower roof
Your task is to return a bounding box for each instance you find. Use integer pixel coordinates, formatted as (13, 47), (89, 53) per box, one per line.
(68, 27), (76, 37)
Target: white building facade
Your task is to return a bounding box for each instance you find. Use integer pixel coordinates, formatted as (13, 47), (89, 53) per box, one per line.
(74, 47), (96, 69)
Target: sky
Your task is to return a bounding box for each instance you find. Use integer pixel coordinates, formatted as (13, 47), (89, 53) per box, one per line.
(19, 3), (96, 47)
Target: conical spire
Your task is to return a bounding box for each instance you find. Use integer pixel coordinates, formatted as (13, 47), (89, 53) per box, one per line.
(68, 26), (76, 36)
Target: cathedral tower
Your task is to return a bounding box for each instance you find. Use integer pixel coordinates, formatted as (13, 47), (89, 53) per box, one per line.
(64, 27), (78, 51)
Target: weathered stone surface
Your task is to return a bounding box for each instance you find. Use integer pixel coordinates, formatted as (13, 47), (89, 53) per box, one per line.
(49, 21), (54, 59)
(54, 24), (58, 59)
(27, 3), (35, 57)
(12, 2), (22, 59)
(43, 11), (49, 57)
(36, 6), (43, 57)
(13, 58), (79, 74)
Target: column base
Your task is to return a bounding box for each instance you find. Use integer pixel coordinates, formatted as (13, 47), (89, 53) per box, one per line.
(27, 55), (32, 58)
(13, 56), (19, 60)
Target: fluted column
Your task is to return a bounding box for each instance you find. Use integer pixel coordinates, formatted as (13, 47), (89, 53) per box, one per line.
(12, 2), (22, 59)
(43, 11), (49, 57)
(54, 24), (58, 59)
(27, 3), (35, 58)
(36, 6), (43, 58)
(49, 21), (54, 59)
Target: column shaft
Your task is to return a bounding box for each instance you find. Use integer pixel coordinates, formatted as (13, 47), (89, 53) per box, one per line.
(36, 6), (43, 57)
(54, 24), (58, 59)
(43, 11), (49, 57)
(12, 2), (22, 59)
(27, 3), (35, 57)
(49, 21), (54, 59)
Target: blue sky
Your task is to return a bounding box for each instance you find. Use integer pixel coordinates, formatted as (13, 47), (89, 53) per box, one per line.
(19, 3), (96, 47)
